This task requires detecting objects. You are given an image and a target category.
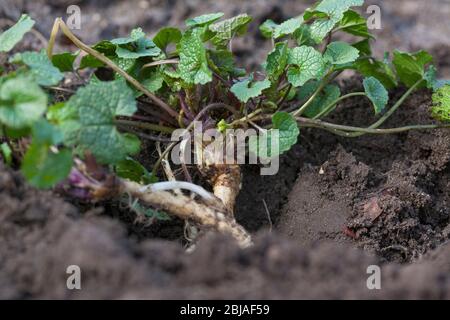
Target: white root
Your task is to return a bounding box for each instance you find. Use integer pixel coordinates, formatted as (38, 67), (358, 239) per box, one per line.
(121, 179), (253, 248)
(139, 181), (216, 202)
(199, 164), (242, 216)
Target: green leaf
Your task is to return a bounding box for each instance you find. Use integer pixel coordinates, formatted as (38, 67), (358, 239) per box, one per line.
(22, 145), (72, 189)
(79, 54), (104, 69)
(111, 56), (137, 74)
(141, 70), (164, 93)
(62, 79), (140, 164)
(300, 82), (341, 118)
(393, 50), (433, 87)
(351, 58), (397, 89)
(217, 119), (231, 133)
(352, 38), (372, 56)
(338, 10), (373, 38)
(271, 111), (300, 154)
(230, 78), (271, 103)
(293, 25), (315, 46)
(287, 46), (325, 87)
(153, 27), (182, 51)
(0, 75), (47, 129)
(10, 50), (64, 86)
(309, 18), (338, 44)
(21, 120), (72, 189)
(431, 85), (450, 122)
(111, 28), (161, 59)
(186, 13), (224, 27)
(178, 28), (212, 85)
(92, 40), (117, 56)
(0, 14), (35, 52)
(306, 0), (364, 43)
(265, 42), (289, 81)
(324, 41), (359, 65)
(115, 157), (156, 184)
(51, 52), (78, 72)
(111, 28), (145, 45)
(32, 119), (64, 145)
(314, 0), (364, 16)
(259, 19), (278, 39)
(2, 126), (30, 139)
(208, 49), (235, 76)
(47, 102), (81, 146)
(363, 77), (389, 114)
(0, 142), (12, 166)
(209, 14), (252, 48)
(424, 65), (438, 91)
(115, 39), (161, 59)
(250, 112), (299, 158)
(273, 17), (303, 39)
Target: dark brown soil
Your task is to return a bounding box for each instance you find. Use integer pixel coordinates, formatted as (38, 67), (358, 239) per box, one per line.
(2, 165), (450, 299)
(1, 0), (450, 299)
(279, 79), (450, 263)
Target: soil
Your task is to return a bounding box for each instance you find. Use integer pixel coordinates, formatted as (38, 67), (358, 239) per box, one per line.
(2, 166), (450, 299)
(1, 0), (450, 299)
(279, 81), (450, 263)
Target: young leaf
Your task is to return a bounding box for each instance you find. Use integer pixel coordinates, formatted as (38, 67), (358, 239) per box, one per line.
(62, 79), (140, 164)
(51, 52), (78, 72)
(293, 25), (315, 46)
(424, 65), (438, 91)
(231, 78), (271, 103)
(272, 111), (299, 152)
(10, 50), (64, 86)
(141, 70), (164, 93)
(324, 41), (359, 65)
(185, 13), (224, 27)
(300, 82), (341, 118)
(250, 112), (299, 158)
(79, 54), (104, 69)
(351, 58), (397, 89)
(265, 42), (289, 81)
(308, 18), (338, 44)
(352, 38), (372, 56)
(208, 50), (235, 76)
(47, 102), (81, 146)
(115, 39), (161, 59)
(363, 77), (389, 114)
(287, 46), (325, 87)
(259, 19), (278, 39)
(431, 85), (450, 122)
(111, 28), (161, 59)
(111, 28), (145, 45)
(21, 120), (72, 189)
(306, 0), (364, 43)
(209, 14), (252, 48)
(393, 50), (433, 87)
(178, 28), (212, 85)
(314, 0), (364, 16)
(338, 10), (373, 38)
(0, 75), (47, 129)
(0, 14), (35, 52)
(0, 142), (12, 166)
(115, 157), (156, 184)
(92, 40), (117, 56)
(273, 17), (303, 39)
(153, 27), (182, 51)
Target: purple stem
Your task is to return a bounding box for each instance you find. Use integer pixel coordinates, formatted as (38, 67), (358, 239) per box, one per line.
(179, 93), (195, 120)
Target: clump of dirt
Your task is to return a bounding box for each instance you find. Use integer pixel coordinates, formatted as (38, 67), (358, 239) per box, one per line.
(278, 78), (450, 263)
